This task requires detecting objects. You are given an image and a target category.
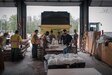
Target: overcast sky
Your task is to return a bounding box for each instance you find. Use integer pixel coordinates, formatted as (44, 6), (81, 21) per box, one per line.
(0, 6), (112, 32)
(0, 7), (17, 20)
(27, 6), (79, 20)
(89, 7), (112, 32)
(0, 6), (79, 20)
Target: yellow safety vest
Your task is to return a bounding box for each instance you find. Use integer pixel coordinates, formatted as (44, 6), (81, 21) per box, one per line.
(0, 36), (6, 48)
(31, 33), (39, 44)
(10, 34), (22, 48)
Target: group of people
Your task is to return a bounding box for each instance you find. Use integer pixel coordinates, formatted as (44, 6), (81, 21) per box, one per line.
(0, 29), (78, 71)
(31, 30), (55, 59)
(31, 29), (78, 59)
(0, 30), (23, 71)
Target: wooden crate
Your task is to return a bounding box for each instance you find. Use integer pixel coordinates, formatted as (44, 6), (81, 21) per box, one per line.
(101, 43), (112, 66)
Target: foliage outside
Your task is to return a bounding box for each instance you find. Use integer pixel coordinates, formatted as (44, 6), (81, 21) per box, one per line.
(0, 15), (78, 34)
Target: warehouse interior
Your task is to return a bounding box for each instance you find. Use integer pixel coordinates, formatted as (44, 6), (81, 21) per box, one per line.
(0, 0), (112, 75)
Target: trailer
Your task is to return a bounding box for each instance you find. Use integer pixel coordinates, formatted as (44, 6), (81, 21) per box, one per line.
(40, 11), (71, 34)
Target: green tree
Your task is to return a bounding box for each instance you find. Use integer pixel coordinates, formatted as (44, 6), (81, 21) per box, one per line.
(70, 16), (79, 33)
(0, 15), (8, 32)
(8, 15), (17, 32)
(26, 16), (40, 34)
(26, 16), (32, 33)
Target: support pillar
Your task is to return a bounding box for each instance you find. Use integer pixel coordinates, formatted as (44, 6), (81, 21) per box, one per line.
(80, 0), (89, 48)
(80, 2), (84, 40)
(17, 0), (26, 39)
(83, 0), (89, 31)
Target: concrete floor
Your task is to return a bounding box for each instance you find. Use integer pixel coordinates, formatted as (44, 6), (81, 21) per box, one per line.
(1, 47), (112, 75)
(1, 47), (45, 75)
(78, 52), (112, 75)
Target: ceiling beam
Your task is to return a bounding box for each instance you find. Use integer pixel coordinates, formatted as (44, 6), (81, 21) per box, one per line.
(26, 1), (81, 6)
(88, 0), (92, 6)
(0, 2), (15, 7)
(0, 0), (112, 7)
(90, 1), (112, 7)
(58, 0), (60, 2)
(24, 0), (81, 2)
(2, 0), (5, 2)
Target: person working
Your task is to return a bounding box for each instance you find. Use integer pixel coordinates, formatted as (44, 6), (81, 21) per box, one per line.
(49, 30), (55, 44)
(0, 33), (8, 71)
(72, 29), (78, 53)
(61, 29), (72, 46)
(42, 31), (50, 55)
(57, 31), (62, 44)
(31, 30), (39, 59)
(61, 29), (72, 53)
(10, 30), (22, 61)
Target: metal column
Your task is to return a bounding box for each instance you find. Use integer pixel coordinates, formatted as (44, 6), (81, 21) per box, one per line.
(17, 0), (26, 39)
(83, 0), (89, 31)
(80, 2), (84, 40)
(80, 0), (89, 48)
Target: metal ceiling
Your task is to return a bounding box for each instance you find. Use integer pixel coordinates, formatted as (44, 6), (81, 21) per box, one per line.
(0, 0), (112, 7)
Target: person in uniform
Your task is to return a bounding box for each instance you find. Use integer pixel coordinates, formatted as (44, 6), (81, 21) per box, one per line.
(0, 33), (8, 71)
(31, 30), (39, 59)
(10, 30), (22, 61)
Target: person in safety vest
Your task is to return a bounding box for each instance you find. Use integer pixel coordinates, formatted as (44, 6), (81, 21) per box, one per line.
(0, 33), (8, 71)
(31, 30), (40, 59)
(10, 30), (22, 61)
